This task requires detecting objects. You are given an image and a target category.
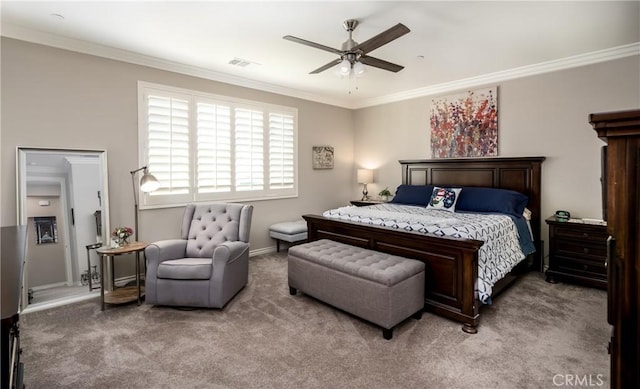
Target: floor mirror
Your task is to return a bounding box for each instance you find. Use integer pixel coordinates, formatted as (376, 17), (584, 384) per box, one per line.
(16, 147), (110, 313)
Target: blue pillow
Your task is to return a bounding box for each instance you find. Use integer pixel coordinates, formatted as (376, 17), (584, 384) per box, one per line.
(456, 187), (528, 217)
(390, 185), (434, 206)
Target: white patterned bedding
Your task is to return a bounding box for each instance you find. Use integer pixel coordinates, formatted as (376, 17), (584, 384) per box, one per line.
(322, 203), (526, 304)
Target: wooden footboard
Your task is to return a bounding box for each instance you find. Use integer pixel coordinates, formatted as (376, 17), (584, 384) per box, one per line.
(303, 214), (484, 333)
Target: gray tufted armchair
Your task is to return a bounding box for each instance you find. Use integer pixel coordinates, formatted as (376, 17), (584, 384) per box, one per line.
(145, 203), (253, 308)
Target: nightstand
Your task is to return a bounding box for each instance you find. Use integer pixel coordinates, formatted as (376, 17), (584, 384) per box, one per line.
(545, 216), (608, 289)
(350, 200), (383, 207)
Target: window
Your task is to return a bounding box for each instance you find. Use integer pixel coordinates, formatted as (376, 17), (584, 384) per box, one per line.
(138, 82), (297, 208)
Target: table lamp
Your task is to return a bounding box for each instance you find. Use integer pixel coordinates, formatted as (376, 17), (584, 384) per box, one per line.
(357, 169), (374, 201)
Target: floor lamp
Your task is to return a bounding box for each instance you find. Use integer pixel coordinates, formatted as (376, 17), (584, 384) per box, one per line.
(130, 166), (160, 242)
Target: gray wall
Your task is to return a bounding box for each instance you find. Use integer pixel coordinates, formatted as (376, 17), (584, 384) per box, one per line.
(26, 196), (67, 288)
(353, 55), (640, 261)
(2, 37), (639, 261)
(1, 37), (355, 252)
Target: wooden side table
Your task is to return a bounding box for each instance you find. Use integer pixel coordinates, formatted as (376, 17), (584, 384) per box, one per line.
(97, 242), (148, 311)
(350, 200), (384, 207)
(545, 217), (608, 289)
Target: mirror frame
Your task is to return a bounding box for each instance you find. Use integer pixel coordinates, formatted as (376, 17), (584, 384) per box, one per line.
(16, 147), (110, 310)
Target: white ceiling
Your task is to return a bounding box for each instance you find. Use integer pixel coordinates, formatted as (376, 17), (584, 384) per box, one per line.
(2, 1), (639, 108)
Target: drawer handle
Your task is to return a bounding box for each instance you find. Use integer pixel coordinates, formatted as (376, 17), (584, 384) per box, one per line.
(583, 232), (589, 238)
(583, 248), (590, 254)
(583, 264), (589, 270)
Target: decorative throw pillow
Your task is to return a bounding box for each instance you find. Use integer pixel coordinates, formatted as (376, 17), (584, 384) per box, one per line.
(390, 185), (434, 206)
(455, 186), (529, 217)
(427, 187), (462, 212)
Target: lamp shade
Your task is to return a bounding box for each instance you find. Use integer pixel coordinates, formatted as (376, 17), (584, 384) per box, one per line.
(357, 169), (374, 184)
(140, 171), (160, 193)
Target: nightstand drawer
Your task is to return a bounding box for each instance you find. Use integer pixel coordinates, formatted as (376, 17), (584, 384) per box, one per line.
(556, 239), (607, 259)
(553, 225), (608, 241)
(555, 256), (606, 278)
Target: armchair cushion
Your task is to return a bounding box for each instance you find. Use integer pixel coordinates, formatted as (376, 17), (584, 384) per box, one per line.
(157, 258), (212, 280)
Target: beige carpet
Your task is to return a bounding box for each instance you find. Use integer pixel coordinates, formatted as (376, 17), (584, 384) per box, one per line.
(21, 252), (609, 388)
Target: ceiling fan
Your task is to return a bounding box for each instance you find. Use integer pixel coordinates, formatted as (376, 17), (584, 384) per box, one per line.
(283, 19), (410, 75)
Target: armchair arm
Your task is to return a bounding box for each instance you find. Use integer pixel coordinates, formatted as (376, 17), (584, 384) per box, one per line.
(210, 240), (250, 308)
(212, 241), (249, 266)
(145, 239), (188, 266)
(145, 239), (188, 306)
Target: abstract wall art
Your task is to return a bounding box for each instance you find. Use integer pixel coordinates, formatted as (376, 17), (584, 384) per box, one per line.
(430, 87), (498, 158)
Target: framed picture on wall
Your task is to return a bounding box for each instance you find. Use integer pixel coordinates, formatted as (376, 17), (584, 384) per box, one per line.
(312, 146), (334, 169)
(430, 87), (498, 158)
(34, 216), (58, 244)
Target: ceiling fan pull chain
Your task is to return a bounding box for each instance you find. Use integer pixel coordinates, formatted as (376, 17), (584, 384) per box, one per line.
(347, 73), (360, 95)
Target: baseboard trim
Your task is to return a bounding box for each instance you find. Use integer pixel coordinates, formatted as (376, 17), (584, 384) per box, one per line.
(250, 246), (278, 257)
(29, 282), (69, 291)
(22, 291), (100, 315)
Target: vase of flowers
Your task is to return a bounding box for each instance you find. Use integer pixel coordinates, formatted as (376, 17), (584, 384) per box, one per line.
(112, 226), (133, 247)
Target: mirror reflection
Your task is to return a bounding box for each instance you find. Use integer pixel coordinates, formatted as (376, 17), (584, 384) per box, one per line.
(17, 147), (110, 312)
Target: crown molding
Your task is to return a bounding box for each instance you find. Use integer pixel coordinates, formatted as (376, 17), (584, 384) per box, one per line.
(2, 23), (638, 110)
(1, 23), (353, 108)
(353, 42), (640, 109)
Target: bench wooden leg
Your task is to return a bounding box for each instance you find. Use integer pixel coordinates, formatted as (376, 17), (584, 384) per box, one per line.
(289, 286), (297, 295)
(412, 309), (423, 320)
(276, 240), (281, 252)
(382, 328), (393, 340)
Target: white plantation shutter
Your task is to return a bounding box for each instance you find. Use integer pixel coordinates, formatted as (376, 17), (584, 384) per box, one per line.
(196, 102), (232, 194)
(235, 108), (264, 191)
(146, 95), (190, 195)
(139, 82), (297, 207)
(269, 113), (295, 189)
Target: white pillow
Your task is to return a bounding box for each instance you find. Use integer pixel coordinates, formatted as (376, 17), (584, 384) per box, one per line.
(427, 187), (462, 212)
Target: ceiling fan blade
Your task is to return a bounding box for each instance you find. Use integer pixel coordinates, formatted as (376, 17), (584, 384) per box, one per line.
(309, 59), (342, 74)
(283, 35), (342, 55)
(359, 55), (405, 73)
(352, 23), (410, 55)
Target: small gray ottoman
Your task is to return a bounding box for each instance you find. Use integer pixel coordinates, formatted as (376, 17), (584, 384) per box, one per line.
(270, 220), (308, 252)
(288, 239), (425, 340)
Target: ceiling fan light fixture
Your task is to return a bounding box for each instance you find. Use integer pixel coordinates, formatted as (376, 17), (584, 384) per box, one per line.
(284, 19), (410, 77)
(337, 59), (351, 76)
(352, 61), (365, 77)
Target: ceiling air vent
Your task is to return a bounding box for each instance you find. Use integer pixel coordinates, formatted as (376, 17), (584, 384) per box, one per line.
(228, 57), (260, 68)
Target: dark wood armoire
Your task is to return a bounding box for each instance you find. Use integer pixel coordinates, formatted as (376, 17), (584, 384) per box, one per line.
(590, 109), (640, 389)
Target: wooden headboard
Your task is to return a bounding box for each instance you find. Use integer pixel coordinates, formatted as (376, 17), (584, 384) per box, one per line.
(399, 157), (546, 268)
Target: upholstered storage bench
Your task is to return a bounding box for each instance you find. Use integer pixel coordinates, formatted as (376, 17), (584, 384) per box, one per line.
(288, 239), (425, 340)
(270, 220), (308, 252)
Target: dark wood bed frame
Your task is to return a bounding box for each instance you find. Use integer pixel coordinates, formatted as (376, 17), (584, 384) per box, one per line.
(303, 157), (545, 333)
